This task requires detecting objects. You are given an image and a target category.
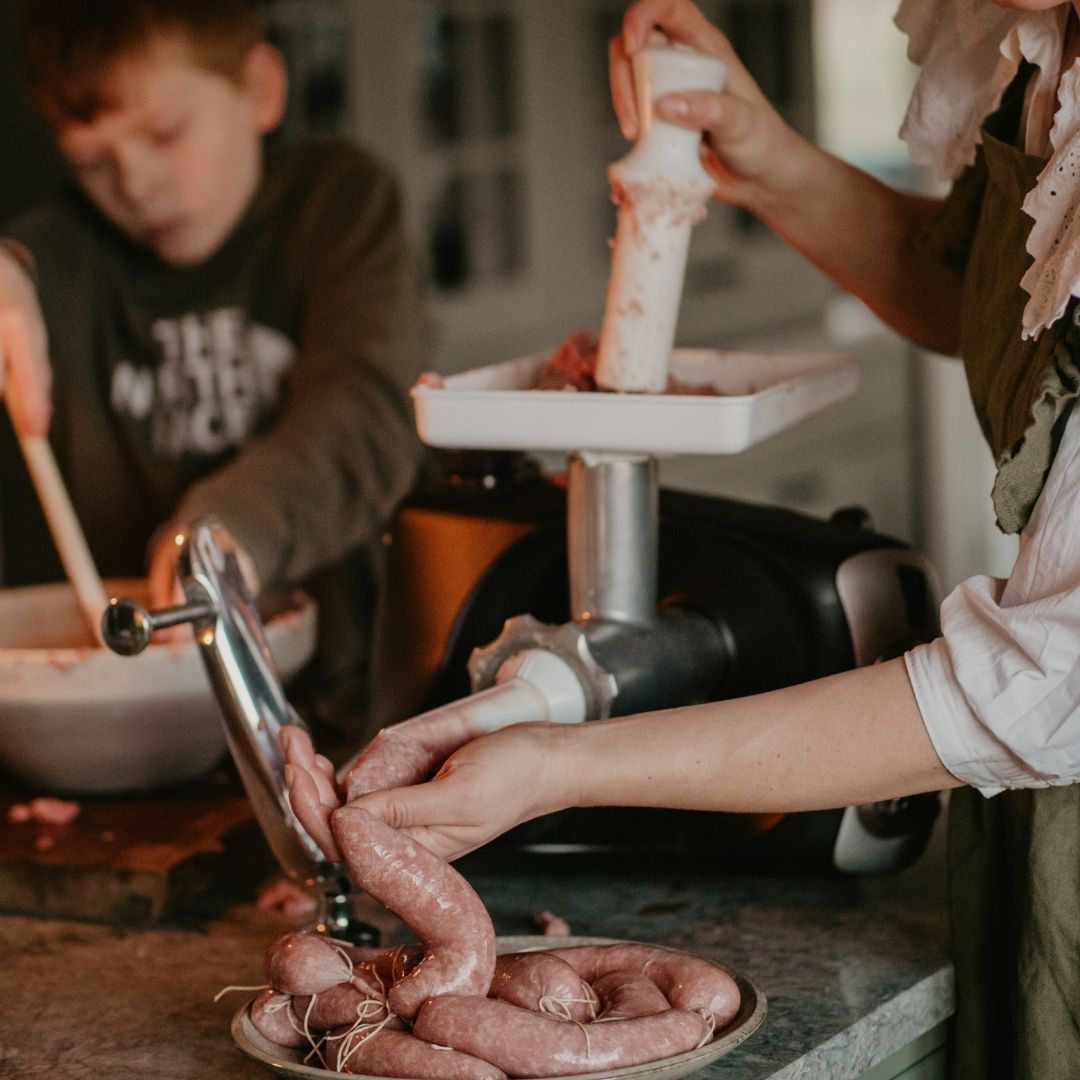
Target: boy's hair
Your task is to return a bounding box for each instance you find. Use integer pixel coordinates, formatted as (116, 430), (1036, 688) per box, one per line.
(20, 0), (265, 128)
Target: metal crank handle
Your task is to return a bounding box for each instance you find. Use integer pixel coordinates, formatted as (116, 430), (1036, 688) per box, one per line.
(101, 593), (216, 655)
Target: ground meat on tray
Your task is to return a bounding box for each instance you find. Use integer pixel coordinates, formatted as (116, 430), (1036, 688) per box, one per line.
(531, 329), (722, 395)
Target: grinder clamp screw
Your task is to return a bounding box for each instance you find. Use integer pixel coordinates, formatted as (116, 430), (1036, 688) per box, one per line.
(101, 594), (216, 655)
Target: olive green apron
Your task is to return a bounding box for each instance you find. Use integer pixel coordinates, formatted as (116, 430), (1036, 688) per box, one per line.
(918, 100), (1080, 1078)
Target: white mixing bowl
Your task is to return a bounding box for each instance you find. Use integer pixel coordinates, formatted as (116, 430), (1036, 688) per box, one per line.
(0, 580), (317, 795)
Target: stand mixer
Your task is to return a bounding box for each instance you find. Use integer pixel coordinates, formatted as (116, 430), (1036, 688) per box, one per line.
(101, 43), (942, 939)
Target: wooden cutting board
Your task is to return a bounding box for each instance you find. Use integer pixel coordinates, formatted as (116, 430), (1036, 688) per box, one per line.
(0, 773), (274, 924)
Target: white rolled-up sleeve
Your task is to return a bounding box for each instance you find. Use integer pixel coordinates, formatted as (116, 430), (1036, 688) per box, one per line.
(905, 405), (1080, 797)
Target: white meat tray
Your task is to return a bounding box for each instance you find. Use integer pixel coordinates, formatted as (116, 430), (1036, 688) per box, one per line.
(412, 347), (859, 456)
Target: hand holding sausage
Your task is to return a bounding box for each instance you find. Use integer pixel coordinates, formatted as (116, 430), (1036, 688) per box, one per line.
(610, 0), (806, 213)
(282, 725), (344, 862)
(330, 804), (497, 1021)
(0, 244), (52, 437)
(347, 722), (574, 862)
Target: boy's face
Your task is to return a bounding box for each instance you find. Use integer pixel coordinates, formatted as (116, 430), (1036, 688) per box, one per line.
(54, 37), (284, 267)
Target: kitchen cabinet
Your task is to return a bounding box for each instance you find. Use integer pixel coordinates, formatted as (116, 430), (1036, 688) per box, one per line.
(860, 1025), (947, 1079)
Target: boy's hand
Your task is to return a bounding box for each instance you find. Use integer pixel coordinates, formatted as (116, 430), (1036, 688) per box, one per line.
(610, 0), (803, 212)
(147, 530), (189, 615)
(147, 525), (260, 639)
(0, 246), (52, 437)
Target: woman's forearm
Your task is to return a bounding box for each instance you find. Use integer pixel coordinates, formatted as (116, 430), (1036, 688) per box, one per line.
(342, 658), (962, 863)
(746, 136), (962, 356)
(615, 0), (962, 354)
(557, 657), (961, 815)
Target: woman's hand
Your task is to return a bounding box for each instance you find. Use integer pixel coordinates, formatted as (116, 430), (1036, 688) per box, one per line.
(610, 0), (804, 212)
(348, 723), (575, 863)
(612, 0), (962, 352)
(0, 246), (52, 437)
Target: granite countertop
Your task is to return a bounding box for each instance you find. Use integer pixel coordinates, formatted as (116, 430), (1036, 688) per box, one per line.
(0, 834), (954, 1080)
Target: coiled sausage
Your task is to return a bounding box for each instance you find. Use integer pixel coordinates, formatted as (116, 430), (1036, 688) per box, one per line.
(413, 995), (710, 1077)
(331, 804), (496, 1021)
(488, 951), (595, 1023)
(547, 942), (740, 1028)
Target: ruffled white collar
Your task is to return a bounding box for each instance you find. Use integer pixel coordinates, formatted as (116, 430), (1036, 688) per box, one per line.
(896, 0), (1080, 337)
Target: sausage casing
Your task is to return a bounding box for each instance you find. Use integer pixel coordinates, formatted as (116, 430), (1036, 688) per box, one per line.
(329, 1027), (507, 1079)
(331, 805), (496, 1021)
(413, 995), (710, 1077)
(489, 951), (595, 1023)
(548, 942), (741, 1028)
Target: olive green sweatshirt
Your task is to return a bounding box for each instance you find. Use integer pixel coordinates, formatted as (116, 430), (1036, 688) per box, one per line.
(0, 137), (427, 733)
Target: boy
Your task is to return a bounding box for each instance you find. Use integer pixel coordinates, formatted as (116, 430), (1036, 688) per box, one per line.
(0, 0), (426, 736)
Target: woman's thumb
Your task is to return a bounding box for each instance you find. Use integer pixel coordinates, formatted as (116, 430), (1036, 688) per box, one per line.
(351, 784), (430, 832)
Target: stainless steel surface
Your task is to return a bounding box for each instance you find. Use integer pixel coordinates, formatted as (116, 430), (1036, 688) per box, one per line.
(102, 595), (216, 655)
(568, 452), (659, 627)
(177, 523), (322, 881)
(467, 607), (728, 721)
(101, 519), (377, 944)
(469, 453), (726, 719)
(581, 607), (729, 716)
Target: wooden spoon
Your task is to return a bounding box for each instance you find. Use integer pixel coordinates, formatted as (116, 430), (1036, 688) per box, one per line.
(10, 425), (108, 645)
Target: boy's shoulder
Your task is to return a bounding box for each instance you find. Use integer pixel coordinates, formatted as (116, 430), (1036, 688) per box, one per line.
(266, 136), (398, 201)
(241, 136), (407, 267)
(254, 136), (405, 250)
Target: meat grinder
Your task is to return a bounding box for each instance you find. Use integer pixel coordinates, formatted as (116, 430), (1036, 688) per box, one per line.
(363, 431), (942, 876)
(378, 38), (940, 871)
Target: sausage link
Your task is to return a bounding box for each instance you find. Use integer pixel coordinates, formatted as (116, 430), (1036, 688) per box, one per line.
(331, 805), (496, 1021)
(328, 1027), (507, 1079)
(264, 931), (356, 996)
(413, 995), (710, 1077)
(592, 969), (671, 1020)
(292, 982), (390, 1031)
(249, 988), (306, 1048)
(489, 951), (595, 1023)
(342, 731), (436, 801)
(341, 679), (549, 801)
(547, 943), (741, 1028)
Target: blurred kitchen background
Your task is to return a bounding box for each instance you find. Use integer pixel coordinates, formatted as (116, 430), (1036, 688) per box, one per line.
(0, 0), (1018, 595)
